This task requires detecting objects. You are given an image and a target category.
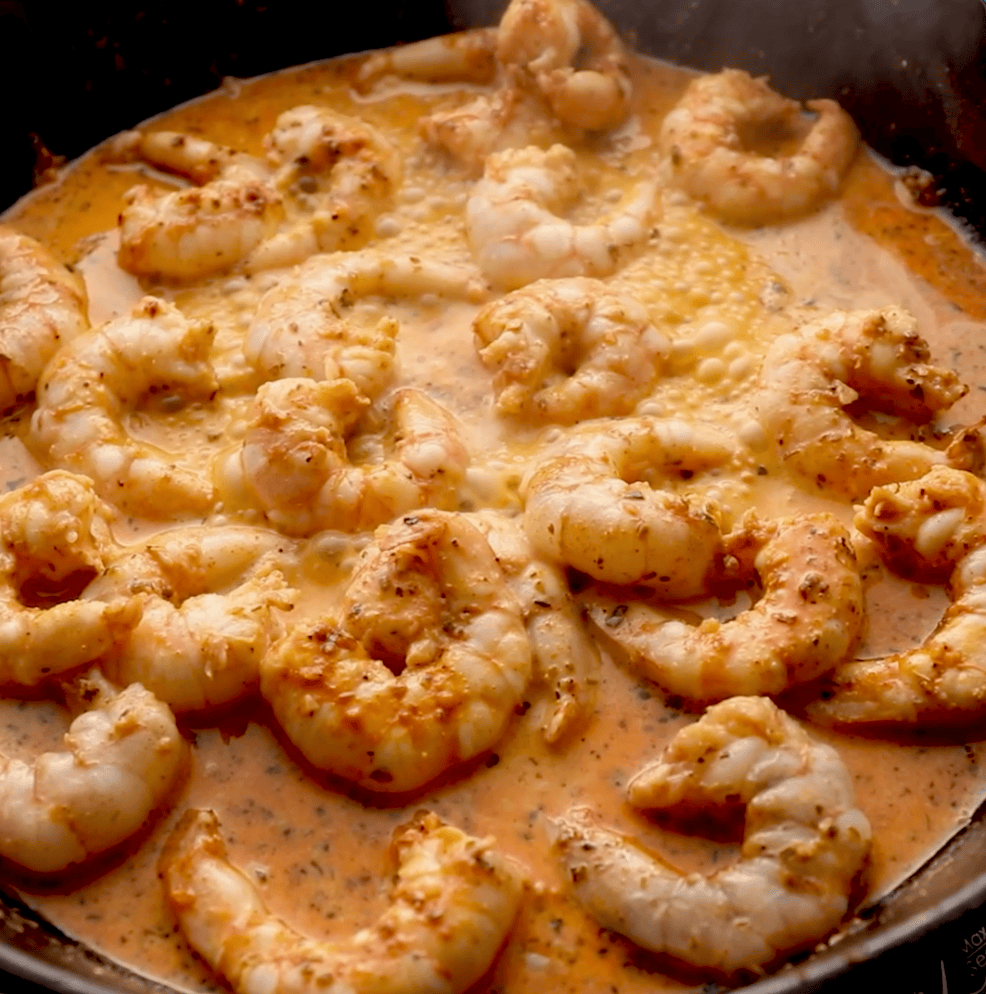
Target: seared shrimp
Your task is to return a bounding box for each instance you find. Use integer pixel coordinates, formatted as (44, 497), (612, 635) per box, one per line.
(523, 417), (734, 597)
(30, 297), (218, 518)
(472, 509), (599, 743)
(551, 696), (871, 976)
(811, 467), (986, 726)
(466, 144), (656, 290)
(220, 379), (470, 537)
(586, 513), (863, 702)
(473, 276), (670, 423)
(0, 471), (138, 687)
(160, 808), (524, 994)
(496, 0), (632, 131)
(245, 251), (483, 390)
(0, 226), (89, 413)
(754, 306), (982, 500)
(659, 69), (858, 225)
(260, 510), (532, 792)
(355, 28), (498, 90)
(114, 130), (282, 280)
(116, 106), (401, 277)
(0, 672), (187, 874)
(83, 526), (296, 713)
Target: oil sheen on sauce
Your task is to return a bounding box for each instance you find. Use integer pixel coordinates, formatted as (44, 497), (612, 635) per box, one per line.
(3, 45), (986, 994)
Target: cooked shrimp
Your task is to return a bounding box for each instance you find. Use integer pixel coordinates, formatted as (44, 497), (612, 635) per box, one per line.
(260, 510), (532, 792)
(473, 276), (671, 423)
(245, 251), (484, 390)
(83, 526), (296, 713)
(114, 130), (282, 280)
(585, 512), (863, 702)
(246, 105), (403, 271)
(810, 467), (986, 727)
(659, 69), (858, 225)
(0, 226), (89, 413)
(160, 808), (524, 994)
(496, 0), (632, 131)
(754, 306), (983, 500)
(30, 296), (218, 518)
(0, 471), (139, 687)
(116, 107), (402, 277)
(466, 144), (656, 290)
(472, 508), (599, 743)
(355, 28), (498, 90)
(220, 379), (470, 537)
(0, 672), (187, 874)
(523, 417), (734, 597)
(551, 696), (871, 976)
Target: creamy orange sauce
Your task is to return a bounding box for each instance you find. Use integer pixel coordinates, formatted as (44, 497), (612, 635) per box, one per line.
(2, 39), (986, 994)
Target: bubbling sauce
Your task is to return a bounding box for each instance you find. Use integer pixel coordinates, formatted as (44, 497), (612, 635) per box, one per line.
(3, 35), (986, 994)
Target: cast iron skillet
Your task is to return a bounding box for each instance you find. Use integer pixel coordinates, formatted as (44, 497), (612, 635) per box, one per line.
(3, 1), (986, 992)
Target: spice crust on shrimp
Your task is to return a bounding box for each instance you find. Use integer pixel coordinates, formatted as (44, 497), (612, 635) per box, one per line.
(0, 672), (187, 874)
(551, 696), (871, 977)
(753, 305), (983, 500)
(810, 466), (986, 727)
(660, 69), (858, 225)
(260, 510), (532, 793)
(585, 512), (863, 702)
(0, 225), (90, 413)
(160, 808), (525, 994)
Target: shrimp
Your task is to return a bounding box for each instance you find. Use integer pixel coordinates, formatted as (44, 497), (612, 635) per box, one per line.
(245, 251), (484, 391)
(473, 276), (671, 423)
(160, 808), (524, 994)
(585, 512), (863, 702)
(810, 467), (986, 727)
(753, 306), (983, 500)
(466, 144), (656, 291)
(355, 28), (498, 90)
(115, 106), (402, 278)
(0, 471), (139, 688)
(29, 296), (218, 518)
(83, 526), (297, 713)
(496, 0), (632, 131)
(0, 226), (89, 413)
(550, 696), (871, 977)
(522, 417), (734, 597)
(472, 508), (599, 743)
(260, 510), (532, 792)
(0, 672), (187, 874)
(659, 69), (858, 225)
(220, 379), (470, 537)
(114, 130), (283, 280)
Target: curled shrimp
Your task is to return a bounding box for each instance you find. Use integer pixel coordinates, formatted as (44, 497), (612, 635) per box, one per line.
(245, 251), (484, 391)
(30, 296), (218, 518)
(0, 672), (187, 874)
(810, 467), (986, 727)
(551, 696), (871, 977)
(496, 0), (632, 131)
(473, 276), (671, 423)
(115, 106), (401, 278)
(659, 69), (858, 225)
(0, 471), (139, 688)
(585, 512), (863, 702)
(0, 225), (89, 413)
(355, 28), (498, 90)
(522, 417), (734, 597)
(754, 306), (983, 500)
(218, 379), (470, 537)
(83, 526), (297, 713)
(466, 144), (656, 290)
(160, 807), (524, 994)
(260, 510), (532, 792)
(472, 508), (600, 743)
(114, 130), (283, 280)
